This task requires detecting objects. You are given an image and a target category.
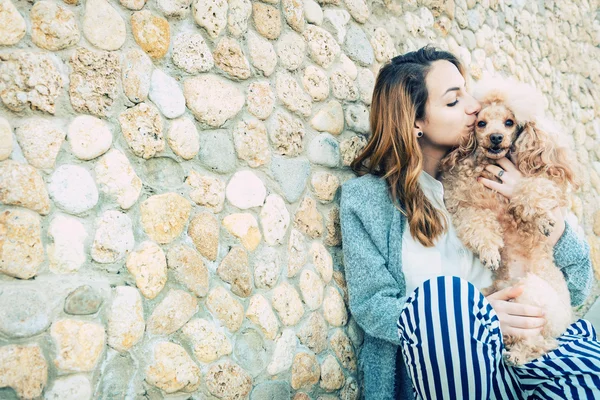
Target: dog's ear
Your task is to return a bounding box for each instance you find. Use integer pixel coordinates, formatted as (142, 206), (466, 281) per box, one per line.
(441, 129), (477, 171)
(513, 121), (579, 188)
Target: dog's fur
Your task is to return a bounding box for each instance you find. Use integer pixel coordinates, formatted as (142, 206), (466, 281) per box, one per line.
(440, 76), (578, 365)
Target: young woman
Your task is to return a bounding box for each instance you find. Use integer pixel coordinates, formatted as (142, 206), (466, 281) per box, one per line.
(340, 46), (600, 399)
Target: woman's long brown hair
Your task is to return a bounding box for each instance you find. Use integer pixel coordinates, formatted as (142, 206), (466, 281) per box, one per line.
(350, 46), (465, 247)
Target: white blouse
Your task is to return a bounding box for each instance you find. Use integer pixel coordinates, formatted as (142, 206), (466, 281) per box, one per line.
(401, 171), (493, 294)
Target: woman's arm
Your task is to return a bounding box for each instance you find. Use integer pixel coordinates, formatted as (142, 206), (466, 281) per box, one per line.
(340, 185), (407, 346)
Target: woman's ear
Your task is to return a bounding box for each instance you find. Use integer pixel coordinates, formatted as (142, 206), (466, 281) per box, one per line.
(413, 121), (424, 139)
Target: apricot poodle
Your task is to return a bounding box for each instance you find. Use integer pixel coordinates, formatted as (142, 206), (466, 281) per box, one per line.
(441, 76), (579, 365)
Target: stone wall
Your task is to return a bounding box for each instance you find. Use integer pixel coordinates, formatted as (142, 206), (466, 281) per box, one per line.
(0, 0), (599, 398)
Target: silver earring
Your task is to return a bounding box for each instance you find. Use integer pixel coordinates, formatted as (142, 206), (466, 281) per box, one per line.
(417, 131), (423, 138)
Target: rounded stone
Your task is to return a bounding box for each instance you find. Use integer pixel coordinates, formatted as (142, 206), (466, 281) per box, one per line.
(31, 1), (80, 51)
(283, 0), (305, 32)
(217, 246), (252, 297)
(172, 32), (214, 74)
(234, 328), (268, 375)
(15, 119), (65, 170)
(120, 0), (146, 10)
(246, 294), (279, 340)
(126, 241), (168, 299)
(311, 100), (344, 135)
(276, 72), (313, 117)
(233, 118), (271, 168)
(0, 117), (11, 160)
(344, 0), (369, 23)
(228, 0), (252, 37)
(131, 10), (171, 59)
(311, 171), (340, 203)
(148, 290), (198, 335)
(272, 282), (305, 326)
(270, 156), (311, 203)
(259, 194), (291, 246)
(198, 130), (237, 174)
(95, 149), (142, 209)
(167, 244), (210, 298)
(0, 345), (48, 399)
(357, 67), (374, 104)
(267, 328), (297, 375)
(44, 374), (91, 400)
(308, 133), (340, 168)
(192, 0), (227, 39)
(0, 161), (51, 215)
(119, 102), (165, 159)
(47, 214), (87, 274)
(0, 288), (49, 338)
(324, 8), (350, 42)
(344, 23), (374, 67)
(214, 36), (251, 80)
(247, 81), (275, 120)
(206, 361), (253, 400)
(345, 103), (370, 134)
(287, 228), (307, 277)
(64, 285), (103, 315)
(303, 0), (322, 25)
(188, 212), (220, 261)
(206, 286), (244, 332)
(140, 193), (191, 244)
(146, 342), (201, 393)
(294, 197), (323, 239)
(311, 241), (333, 283)
(253, 2), (282, 40)
(0, 0), (26, 45)
(51, 319), (106, 372)
(253, 247), (281, 289)
(83, 0), (126, 51)
(303, 24), (340, 68)
(297, 311), (327, 353)
(157, 0), (192, 18)
(182, 318), (232, 363)
(247, 30), (278, 77)
(330, 329), (357, 371)
(67, 115), (112, 161)
(331, 69), (359, 101)
(371, 27), (395, 63)
(122, 48), (153, 104)
(323, 286), (347, 326)
(291, 352), (320, 390)
(149, 69), (186, 119)
(91, 210), (135, 264)
(48, 165), (98, 215)
(320, 355), (344, 391)
(303, 66), (329, 103)
(226, 170), (267, 209)
(276, 31), (306, 71)
(340, 134), (367, 166)
(184, 75), (245, 127)
(142, 157), (185, 190)
(185, 172), (226, 213)
(107, 286), (145, 352)
(299, 269), (324, 310)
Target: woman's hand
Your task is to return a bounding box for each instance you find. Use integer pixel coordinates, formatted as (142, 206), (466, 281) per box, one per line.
(486, 285), (546, 338)
(477, 157), (523, 200)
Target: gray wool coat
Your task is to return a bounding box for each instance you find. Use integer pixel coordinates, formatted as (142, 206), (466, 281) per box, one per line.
(339, 173), (593, 400)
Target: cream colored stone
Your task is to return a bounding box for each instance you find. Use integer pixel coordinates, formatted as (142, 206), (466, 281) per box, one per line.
(303, 25), (340, 68)
(167, 244), (210, 297)
(95, 149), (142, 209)
(107, 286), (145, 352)
(149, 69), (186, 118)
(206, 286), (244, 332)
(31, 1), (79, 51)
(357, 67), (375, 105)
(311, 171), (340, 203)
(47, 214), (87, 274)
(294, 197), (324, 239)
(0, 209), (44, 279)
(184, 75), (245, 127)
(0, 117), (11, 160)
(323, 286), (347, 326)
(340, 134), (367, 166)
(0, 52), (63, 114)
(344, 0), (369, 23)
(222, 213), (262, 251)
(122, 48), (153, 104)
(299, 269), (324, 310)
(253, 2), (282, 40)
(304, 0), (322, 25)
(168, 117), (200, 160)
(268, 110), (306, 156)
(44, 374), (91, 400)
(320, 355), (344, 391)
(276, 72), (313, 117)
(186, 172), (226, 213)
(0, 344), (47, 399)
(246, 294), (280, 340)
(131, 10), (171, 59)
(283, 0), (305, 32)
(140, 193), (191, 244)
(83, 0), (126, 50)
(121, 0), (146, 10)
(225, 170), (267, 209)
(68, 115), (112, 161)
(272, 282), (305, 326)
(233, 118), (271, 167)
(120, 103), (165, 158)
(311, 100), (344, 135)
(330, 329), (356, 371)
(172, 32), (214, 74)
(247, 30), (278, 77)
(0, 0), (26, 45)
(247, 81), (276, 120)
(217, 246), (252, 297)
(193, 0), (227, 39)
(297, 311), (327, 353)
(148, 290), (198, 335)
(0, 161), (50, 215)
(267, 328), (297, 375)
(51, 319), (105, 372)
(259, 194), (291, 246)
(158, 0), (192, 18)
(126, 241), (168, 299)
(254, 246), (281, 288)
(188, 212), (220, 261)
(91, 210), (135, 263)
(182, 318), (232, 363)
(214, 36), (251, 80)
(228, 0), (251, 37)
(15, 119), (65, 170)
(277, 31), (306, 71)
(146, 342), (201, 393)
(288, 228), (308, 277)
(205, 361), (252, 400)
(303, 65), (330, 101)
(331, 69), (359, 101)
(311, 241), (333, 283)
(48, 165), (99, 215)
(291, 352), (320, 390)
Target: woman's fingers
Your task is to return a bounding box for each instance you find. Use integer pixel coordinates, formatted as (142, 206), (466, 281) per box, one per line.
(495, 299), (545, 318)
(502, 314), (546, 329)
(484, 164), (506, 180)
(486, 285), (523, 301)
(495, 157), (519, 173)
(502, 326), (544, 339)
(478, 176), (507, 196)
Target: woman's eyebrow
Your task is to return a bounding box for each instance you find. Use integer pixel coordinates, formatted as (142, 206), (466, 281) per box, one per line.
(442, 87), (460, 97)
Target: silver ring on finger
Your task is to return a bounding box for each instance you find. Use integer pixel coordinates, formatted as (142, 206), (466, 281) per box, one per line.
(497, 169), (505, 178)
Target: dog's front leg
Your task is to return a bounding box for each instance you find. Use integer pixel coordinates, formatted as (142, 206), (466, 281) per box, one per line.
(508, 177), (563, 237)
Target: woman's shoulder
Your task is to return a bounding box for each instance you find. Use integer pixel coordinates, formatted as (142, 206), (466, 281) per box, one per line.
(341, 174), (393, 212)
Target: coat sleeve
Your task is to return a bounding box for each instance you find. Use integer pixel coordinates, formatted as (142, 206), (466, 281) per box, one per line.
(340, 184), (407, 346)
(553, 222), (594, 306)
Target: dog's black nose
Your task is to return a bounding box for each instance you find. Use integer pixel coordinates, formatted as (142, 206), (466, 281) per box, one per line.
(490, 134), (503, 145)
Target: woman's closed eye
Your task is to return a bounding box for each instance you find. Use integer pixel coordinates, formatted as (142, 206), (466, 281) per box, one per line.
(447, 99), (458, 107)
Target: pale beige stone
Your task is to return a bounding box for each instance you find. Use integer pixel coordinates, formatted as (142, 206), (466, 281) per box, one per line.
(303, 65), (330, 101)
(0, 52), (63, 114)
(282, 0), (305, 32)
(225, 170), (267, 209)
(288, 228), (308, 277)
(246, 294), (279, 340)
(193, 0), (227, 39)
(214, 36), (251, 80)
(311, 171), (340, 203)
(146, 342), (201, 393)
(247, 30), (278, 77)
(343, 0), (369, 23)
(0, 161), (51, 215)
(277, 31), (306, 71)
(120, 103), (165, 159)
(47, 214), (87, 274)
(69, 48), (120, 117)
(299, 269), (324, 310)
(0, 117), (11, 160)
(323, 286), (347, 326)
(68, 115), (112, 161)
(206, 286), (244, 332)
(91, 210), (135, 263)
(121, 0), (146, 10)
(325, 208), (341, 246)
(268, 110), (306, 157)
(330, 329), (356, 371)
(594, 210), (600, 236)
(291, 352), (320, 390)
(122, 48), (153, 104)
(83, 0), (126, 50)
(253, 2), (282, 40)
(186, 172), (226, 213)
(107, 286), (145, 352)
(15, 119), (65, 170)
(339, 53), (357, 80)
(140, 193), (191, 244)
(222, 213), (262, 251)
(303, 25), (340, 68)
(357, 67), (375, 105)
(167, 244), (210, 298)
(49, 165), (98, 215)
(233, 119), (271, 167)
(294, 197), (324, 239)
(43, 374), (91, 400)
(188, 212), (220, 261)
(168, 117), (199, 160)
(0, 209), (44, 279)
(205, 361), (252, 400)
(297, 312), (327, 353)
(95, 149), (142, 210)
(184, 75), (245, 127)
(31, 1), (80, 51)
(0, 0), (26, 45)
(148, 290), (198, 335)
(126, 241), (168, 299)
(217, 246), (252, 297)
(131, 10), (170, 59)
(181, 318), (232, 363)
(228, 0), (251, 37)
(267, 328), (297, 375)
(247, 81), (275, 120)
(276, 72), (313, 117)
(320, 355), (344, 391)
(172, 32), (214, 74)
(311, 241), (333, 283)
(260, 194), (291, 246)
(311, 100), (344, 135)
(0, 344), (47, 399)
(51, 319), (105, 372)
(158, 0), (192, 18)
(272, 282), (305, 326)
(340, 134), (367, 166)
(331, 69), (359, 101)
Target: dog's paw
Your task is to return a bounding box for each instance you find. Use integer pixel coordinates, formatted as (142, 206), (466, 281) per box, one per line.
(537, 215), (556, 237)
(479, 247), (501, 270)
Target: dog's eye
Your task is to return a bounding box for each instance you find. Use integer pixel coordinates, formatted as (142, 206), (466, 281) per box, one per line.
(505, 119), (514, 127)
(477, 121), (487, 128)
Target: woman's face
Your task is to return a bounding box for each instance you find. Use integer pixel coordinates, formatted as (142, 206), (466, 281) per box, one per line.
(416, 60), (481, 149)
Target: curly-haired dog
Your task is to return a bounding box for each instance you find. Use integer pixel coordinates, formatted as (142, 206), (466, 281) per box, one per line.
(440, 77), (579, 365)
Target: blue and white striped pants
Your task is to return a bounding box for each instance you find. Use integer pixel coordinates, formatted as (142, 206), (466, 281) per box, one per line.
(397, 276), (600, 399)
